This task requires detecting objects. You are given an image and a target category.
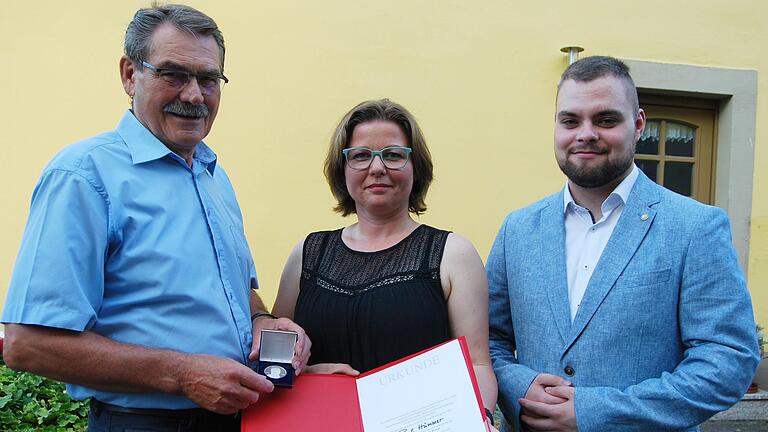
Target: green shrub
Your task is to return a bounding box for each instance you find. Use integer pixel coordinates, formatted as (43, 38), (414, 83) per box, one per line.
(0, 358), (89, 432)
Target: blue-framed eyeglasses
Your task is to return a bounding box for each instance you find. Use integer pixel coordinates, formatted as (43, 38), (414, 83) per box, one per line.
(141, 61), (228, 95)
(342, 146), (413, 170)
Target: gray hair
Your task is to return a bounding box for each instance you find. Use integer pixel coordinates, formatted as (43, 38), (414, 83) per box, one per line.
(124, 3), (226, 72)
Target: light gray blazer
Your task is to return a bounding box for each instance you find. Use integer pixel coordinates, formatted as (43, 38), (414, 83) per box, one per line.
(487, 171), (759, 432)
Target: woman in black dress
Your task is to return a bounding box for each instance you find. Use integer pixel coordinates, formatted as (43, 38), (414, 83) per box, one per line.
(272, 99), (497, 428)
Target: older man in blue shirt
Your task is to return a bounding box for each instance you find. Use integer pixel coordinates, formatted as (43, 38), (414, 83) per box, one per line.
(1, 5), (309, 431)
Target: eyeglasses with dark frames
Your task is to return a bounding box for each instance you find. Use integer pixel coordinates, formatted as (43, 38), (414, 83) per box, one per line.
(141, 61), (228, 95)
(342, 146), (413, 170)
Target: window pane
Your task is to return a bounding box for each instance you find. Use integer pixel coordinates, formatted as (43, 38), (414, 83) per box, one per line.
(637, 121), (660, 155)
(636, 159), (658, 182)
(665, 122), (695, 157)
(664, 161), (693, 196)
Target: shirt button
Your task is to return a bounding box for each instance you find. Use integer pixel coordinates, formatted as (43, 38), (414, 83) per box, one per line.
(583, 265), (588, 270)
(564, 365), (575, 376)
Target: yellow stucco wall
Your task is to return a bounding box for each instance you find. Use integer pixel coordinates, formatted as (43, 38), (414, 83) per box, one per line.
(1, 0), (765, 326)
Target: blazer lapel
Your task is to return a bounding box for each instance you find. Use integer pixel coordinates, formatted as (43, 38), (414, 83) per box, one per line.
(539, 192), (571, 344)
(564, 172), (661, 351)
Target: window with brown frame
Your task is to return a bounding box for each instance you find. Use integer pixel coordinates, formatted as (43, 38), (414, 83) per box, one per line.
(635, 100), (717, 204)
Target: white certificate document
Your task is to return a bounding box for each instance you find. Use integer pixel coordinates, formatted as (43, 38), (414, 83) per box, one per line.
(355, 338), (487, 432)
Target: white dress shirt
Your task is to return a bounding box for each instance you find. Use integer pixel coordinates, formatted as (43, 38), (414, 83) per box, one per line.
(563, 165), (639, 321)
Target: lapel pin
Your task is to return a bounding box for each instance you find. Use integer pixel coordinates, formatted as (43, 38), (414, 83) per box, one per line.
(640, 214), (649, 221)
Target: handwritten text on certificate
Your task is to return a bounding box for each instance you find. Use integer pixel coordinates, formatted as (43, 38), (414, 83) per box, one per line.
(355, 339), (486, 432)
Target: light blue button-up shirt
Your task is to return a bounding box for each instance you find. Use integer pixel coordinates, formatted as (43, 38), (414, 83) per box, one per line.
(2, 111), (258, 409)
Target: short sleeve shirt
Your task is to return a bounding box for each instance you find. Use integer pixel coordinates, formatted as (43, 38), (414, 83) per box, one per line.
(2, 111), (258, 409)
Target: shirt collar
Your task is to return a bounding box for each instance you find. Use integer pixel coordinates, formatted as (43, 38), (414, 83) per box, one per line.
(563, 164), (639, 215)
(116, 110), (217, 175)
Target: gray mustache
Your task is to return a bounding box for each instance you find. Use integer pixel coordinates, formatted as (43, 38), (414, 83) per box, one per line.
(163, 101), (209, 118)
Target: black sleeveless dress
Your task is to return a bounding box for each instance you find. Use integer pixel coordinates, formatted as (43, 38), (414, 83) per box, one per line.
(294, 224), (451, 373)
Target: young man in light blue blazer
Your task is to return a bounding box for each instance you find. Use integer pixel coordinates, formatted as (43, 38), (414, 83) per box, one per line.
(487, 56), (759, 432)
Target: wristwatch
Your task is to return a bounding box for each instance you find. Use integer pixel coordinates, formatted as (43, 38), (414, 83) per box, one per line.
(250, 312), (277, 322)
(485, 407), (494, 423)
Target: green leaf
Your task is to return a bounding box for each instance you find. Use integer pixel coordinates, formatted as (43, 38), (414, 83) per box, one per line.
(0, 360), (88, 431)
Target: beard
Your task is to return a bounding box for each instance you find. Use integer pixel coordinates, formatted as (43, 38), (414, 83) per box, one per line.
(557, 145), (635, 188)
